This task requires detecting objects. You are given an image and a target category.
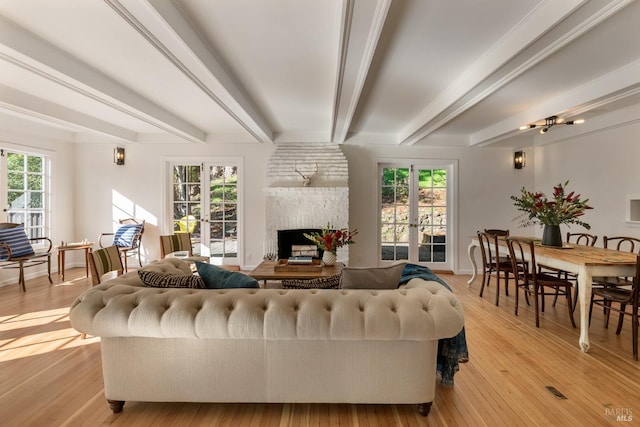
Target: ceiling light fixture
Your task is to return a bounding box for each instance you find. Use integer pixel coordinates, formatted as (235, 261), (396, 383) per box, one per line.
(519, 115), (584, 134)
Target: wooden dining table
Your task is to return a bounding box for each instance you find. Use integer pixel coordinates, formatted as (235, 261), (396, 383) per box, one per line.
(468, 235), (637, 353)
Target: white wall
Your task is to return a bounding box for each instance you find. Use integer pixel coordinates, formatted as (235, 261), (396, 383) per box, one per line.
(534, 120), (640, 240)
(342, 144), (532, 271)
(71, 140), (529, 272)
(69, 143), (540, 275)
(74, 142), (274, 269)
(15, 117), (637, 284)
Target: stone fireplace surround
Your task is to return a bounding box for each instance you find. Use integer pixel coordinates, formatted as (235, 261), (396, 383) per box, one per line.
(265, 143), (350, 264)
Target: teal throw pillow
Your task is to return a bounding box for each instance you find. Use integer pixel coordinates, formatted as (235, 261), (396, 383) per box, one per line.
(195, 262), (259, 289)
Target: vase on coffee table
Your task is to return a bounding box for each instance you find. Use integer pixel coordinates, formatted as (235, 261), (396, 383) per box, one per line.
(322, 250), (337, 266)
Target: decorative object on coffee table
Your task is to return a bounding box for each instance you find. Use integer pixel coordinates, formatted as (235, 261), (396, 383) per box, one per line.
(304, 223), (358, 265)
(322, 250), (337, 266)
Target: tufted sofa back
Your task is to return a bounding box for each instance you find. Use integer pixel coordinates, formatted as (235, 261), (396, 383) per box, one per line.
(69, 260), (464, 342)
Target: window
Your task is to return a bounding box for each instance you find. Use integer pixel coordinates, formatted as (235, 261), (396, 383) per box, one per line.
(1, 149), (49, 240)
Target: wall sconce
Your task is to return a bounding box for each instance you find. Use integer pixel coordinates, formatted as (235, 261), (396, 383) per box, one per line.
(514, 151), (525, 169)
(114, 147), (125, 165)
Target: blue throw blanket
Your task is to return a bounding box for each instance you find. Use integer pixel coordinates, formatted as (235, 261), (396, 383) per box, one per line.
(400, 263), (469, 386)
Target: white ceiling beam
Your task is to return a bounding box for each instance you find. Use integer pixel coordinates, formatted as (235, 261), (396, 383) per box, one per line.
(398, 0), (593, 145)
(0, 15), (206, 143)
(0, 85), (137, 142)
(331, 0), (391, 144)
(470, 59), (640, 146)
(109, 0), (274, 143)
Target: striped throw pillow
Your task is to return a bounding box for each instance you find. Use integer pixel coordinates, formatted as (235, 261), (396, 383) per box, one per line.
(0, 226), (35, 260)
(281, 274), (341, 289)
(138, 270), (205, 289)
(113, 224), (143, 247)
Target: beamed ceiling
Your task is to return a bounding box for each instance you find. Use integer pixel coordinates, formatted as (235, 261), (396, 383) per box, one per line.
(1, 0), (639, 148)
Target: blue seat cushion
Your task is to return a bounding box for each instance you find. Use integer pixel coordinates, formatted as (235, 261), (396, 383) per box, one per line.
(0, 226), (35, 260)
(195, 262), (259, 289)
(113, 224), (143, 247)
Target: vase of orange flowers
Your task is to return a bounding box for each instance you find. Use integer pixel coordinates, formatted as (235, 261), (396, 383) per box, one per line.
(511, 180), (593, 247)
(304, 223), (358, 265)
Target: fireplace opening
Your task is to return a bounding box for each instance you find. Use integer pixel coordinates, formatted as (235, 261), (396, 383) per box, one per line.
(277, 229), (323, 260)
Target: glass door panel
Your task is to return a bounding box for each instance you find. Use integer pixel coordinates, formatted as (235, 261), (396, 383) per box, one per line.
(171, 165), (202, 255)
(381, 167), (410, 260)
(417, 168), (447, 263)
(209, 166), (238, 259)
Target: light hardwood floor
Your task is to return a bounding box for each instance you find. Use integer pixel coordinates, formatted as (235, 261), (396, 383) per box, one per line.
(1, 268), (638, 426)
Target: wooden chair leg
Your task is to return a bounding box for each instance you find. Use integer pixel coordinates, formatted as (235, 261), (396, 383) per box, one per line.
(615, 304), (627, 335)
(18, 262), (26, 292)
(479, 270), (487, 297)
(566, 287), (576, 328)
(604, 300), (612, 328)
(632, 311), (638, 361)
(47, 257), (52, 284)
(534, 285), (541, 327)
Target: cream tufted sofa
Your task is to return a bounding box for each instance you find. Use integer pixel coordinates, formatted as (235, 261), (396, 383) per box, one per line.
(69, 258), (464, 416)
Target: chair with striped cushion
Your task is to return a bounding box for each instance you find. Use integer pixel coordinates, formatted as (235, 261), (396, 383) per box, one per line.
(0, 223), (52, 292)
(159, 233), (209, 263)
(98, 218), (145, 272)
(88, 245), (124, 286)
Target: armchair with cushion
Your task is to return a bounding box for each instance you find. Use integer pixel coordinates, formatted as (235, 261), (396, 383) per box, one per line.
(0, 223), (52, 291)
(159, 232), (209, 263)
(98, 218), (145, 272)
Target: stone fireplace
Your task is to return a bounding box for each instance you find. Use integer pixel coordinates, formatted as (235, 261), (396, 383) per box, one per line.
(265, 143), (350, 263)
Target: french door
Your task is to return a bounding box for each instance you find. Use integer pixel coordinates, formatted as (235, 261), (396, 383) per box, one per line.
(379, 161), (455, 270)
(169, 159), (242, 266)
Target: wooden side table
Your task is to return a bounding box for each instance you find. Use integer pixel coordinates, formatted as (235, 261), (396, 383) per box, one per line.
(55, 242), (93, 281)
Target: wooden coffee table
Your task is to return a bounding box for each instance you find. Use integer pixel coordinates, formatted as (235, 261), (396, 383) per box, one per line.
(249, 260), (343, 286)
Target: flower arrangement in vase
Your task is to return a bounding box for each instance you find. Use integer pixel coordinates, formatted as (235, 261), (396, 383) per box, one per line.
(304, 223), (358, 265)
(511, 180), (593, 246)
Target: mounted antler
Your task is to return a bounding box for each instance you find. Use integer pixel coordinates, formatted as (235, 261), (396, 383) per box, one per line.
(294, 163), (318, 187)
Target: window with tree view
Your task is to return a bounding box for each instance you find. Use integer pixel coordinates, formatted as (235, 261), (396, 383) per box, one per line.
(170, 162), (240, 263)
(3, 150), (48, 240)
(380, 165), (448, 265)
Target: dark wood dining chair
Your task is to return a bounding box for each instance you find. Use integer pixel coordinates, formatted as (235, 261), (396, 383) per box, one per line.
(484, 229), (509, 237)
(546, 232), (598, 309)
(589, 255), (639, 360)
(593, 236), (640, 288)
(567, 232), (598, 247)
(506, 236), (576, 328)
(477, 230), (514, 306)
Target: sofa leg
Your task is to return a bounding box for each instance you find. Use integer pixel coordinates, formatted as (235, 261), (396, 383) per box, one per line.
(108, 399), (125, 413)
(418, 402), (433, 416)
